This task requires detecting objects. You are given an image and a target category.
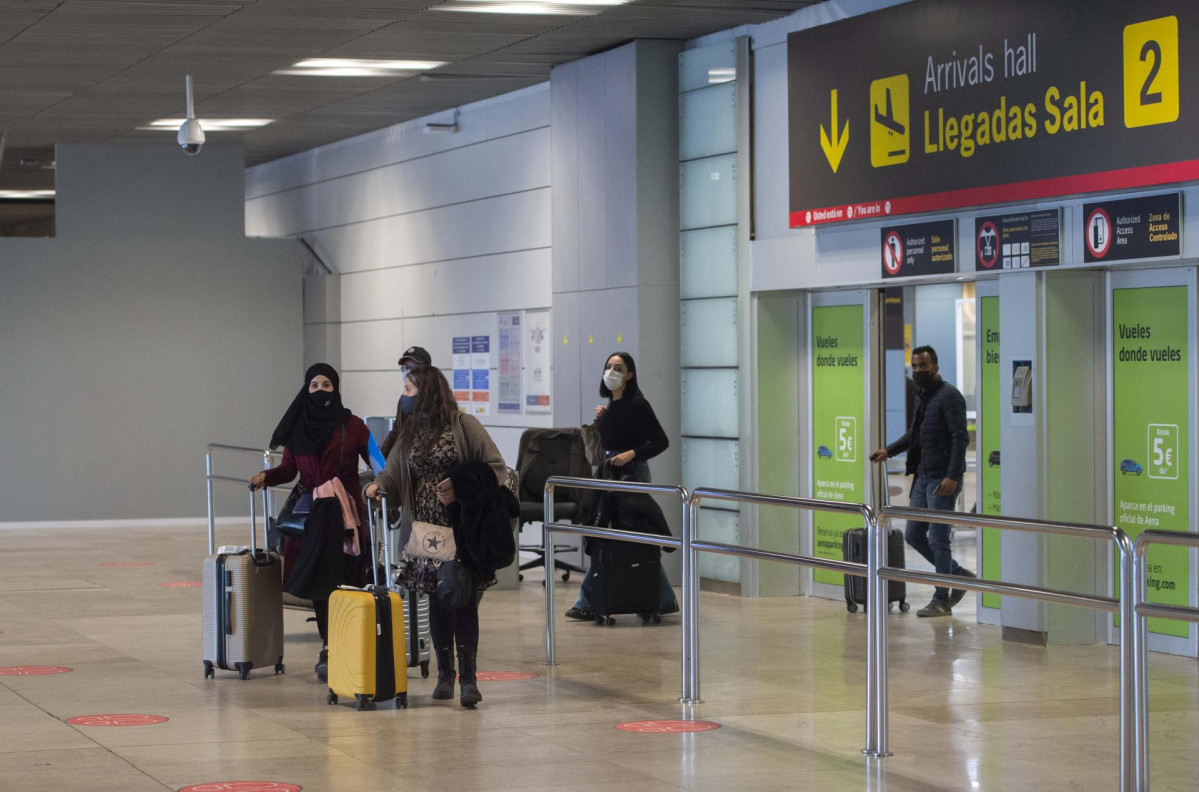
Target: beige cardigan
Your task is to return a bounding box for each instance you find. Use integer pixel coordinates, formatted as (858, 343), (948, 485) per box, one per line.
(375, 411), (506, 549)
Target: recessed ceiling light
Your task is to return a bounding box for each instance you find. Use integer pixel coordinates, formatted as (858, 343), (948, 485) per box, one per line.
(137, 118), (274, 132)
(275, 58), (446, 77)
(0, 190), (55, 199)
(436, 1), (628, 15)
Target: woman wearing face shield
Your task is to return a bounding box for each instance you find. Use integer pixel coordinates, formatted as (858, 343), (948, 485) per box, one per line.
(564, 352), (679, 621)
(249, 363), (372, 681)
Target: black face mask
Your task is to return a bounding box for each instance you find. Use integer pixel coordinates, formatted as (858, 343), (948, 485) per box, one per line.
(307, 389), (337, 410)
(399, 394), (416, 416)
(912, 370), (935, 390)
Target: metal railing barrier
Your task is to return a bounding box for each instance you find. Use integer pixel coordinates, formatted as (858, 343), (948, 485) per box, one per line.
(204, 443), (281, 554)
(877, 506), (1137, 792)
(1131, 529), (1199, 792)
(690, 488), (882, 756)
(542, 477), (688, 698)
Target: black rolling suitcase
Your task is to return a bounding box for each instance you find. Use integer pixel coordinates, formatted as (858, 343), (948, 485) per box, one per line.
(842, 527), (910, 613)
(587, 539), (662, 626)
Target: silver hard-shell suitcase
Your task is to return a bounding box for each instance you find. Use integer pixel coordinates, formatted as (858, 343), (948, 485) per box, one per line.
(203, 488), (285, 680)
(370, 496), (431, 678)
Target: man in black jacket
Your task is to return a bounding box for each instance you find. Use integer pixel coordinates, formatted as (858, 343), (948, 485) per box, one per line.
(870, 345), (975, 617)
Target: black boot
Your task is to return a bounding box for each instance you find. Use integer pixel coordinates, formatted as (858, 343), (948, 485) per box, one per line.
(432, 648), (455, 700)
(457, 646), (482, 708)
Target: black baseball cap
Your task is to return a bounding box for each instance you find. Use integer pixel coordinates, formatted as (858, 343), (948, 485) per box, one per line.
(398, 346), (432, 367)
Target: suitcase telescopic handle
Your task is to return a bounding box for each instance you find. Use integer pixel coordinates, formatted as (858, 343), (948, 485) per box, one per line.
(366, 493), (380, 588)
(248, 485), (258, 551)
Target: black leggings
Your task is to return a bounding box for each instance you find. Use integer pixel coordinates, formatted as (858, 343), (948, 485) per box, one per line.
(313, 598), (329, 644)
(428, 591), (480, 651)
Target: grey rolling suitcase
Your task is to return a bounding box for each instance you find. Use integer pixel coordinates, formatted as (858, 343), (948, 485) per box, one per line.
(370, 496), (431, 678)
(203, 488), (285, 680)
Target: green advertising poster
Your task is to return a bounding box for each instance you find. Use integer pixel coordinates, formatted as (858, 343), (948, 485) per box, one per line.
(811, 304), (866, 585)
(1112, 286), (1189, 638)
(979, 297), (1002, 609)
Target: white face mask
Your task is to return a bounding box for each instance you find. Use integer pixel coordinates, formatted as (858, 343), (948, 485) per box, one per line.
(603, 369), (625, 391)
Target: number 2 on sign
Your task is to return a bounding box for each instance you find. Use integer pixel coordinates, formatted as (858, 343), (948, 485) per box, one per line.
(1123, 16), (1179, 128)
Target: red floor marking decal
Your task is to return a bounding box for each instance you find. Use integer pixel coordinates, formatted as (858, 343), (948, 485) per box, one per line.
(67, 714), (168, 727)
(475, 671), (539, 681)
(101, 561), (155, 568)
(178, 784), (302, 792)
(0, 666), (72, 676)
(161, 581), (202, 588)
(615, 720), (721, 733)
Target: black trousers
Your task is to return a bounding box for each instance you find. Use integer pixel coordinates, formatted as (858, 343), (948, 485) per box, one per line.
(428, 590), (481, 651)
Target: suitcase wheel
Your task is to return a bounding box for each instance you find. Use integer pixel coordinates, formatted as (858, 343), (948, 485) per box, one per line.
(235, 662), (252, 681)
(518, 573), (523, 581)
(420, 661), (430, 679)
(594, 616), (615, 626)
(846, 602), (858, 613)
(355, 694), (370, 711)
(203, 661), (214, 680)
(274, 661), (285, 675)
(639, 613), (662, 626)
(327, 690), (338, 705)
(561, 571), (570, 582)
(395, 692), (408, 709)
(899, 600), (911, 613)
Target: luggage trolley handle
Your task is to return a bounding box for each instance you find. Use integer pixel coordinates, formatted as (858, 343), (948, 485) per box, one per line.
(246, 483), (270, 558)
(366, 493), (391, 589)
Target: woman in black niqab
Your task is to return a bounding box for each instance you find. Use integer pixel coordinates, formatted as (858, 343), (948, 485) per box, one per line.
(270, 363), (351, 456)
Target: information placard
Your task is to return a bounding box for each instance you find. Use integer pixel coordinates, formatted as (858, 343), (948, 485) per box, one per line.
(498, 312), (522, 414)
(881, 219), (956, 279)
(975, 209), (1061, 271)
(788, 1), (1199, 227)
(1082, 192), (1181, 263)
(811, 305), (866, 585)
(1112, 285), (1189, 637)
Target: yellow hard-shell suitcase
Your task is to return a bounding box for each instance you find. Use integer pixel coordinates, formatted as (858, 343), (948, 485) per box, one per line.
(327, 586), (407, 709)
(326, 497), (408, 710)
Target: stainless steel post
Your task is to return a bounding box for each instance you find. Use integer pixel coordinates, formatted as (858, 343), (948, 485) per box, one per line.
(205, 451), (216, 555)
(544, 482), (557, 666)
(863, 504), (878, 757)
(1114, 530), (1135, 792)
(680, 495), (699, 703)
(876, 507), (892, 757)
(1132, 546), (1150, 792)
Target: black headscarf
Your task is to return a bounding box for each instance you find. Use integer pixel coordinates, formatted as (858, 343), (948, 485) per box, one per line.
(269, 363), (351, 456)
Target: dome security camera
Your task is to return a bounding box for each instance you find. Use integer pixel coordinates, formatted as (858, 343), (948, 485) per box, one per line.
(178, 118), (205, 156)
(178, 75), (204, 156)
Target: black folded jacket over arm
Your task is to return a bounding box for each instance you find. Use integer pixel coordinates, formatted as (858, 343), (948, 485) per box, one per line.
(446, 461), (520, 580)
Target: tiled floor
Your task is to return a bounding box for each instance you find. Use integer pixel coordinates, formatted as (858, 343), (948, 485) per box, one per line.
(1, 524), (1196, 791)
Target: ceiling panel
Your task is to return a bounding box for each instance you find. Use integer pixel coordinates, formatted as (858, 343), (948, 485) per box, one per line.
(0, 0), (816, 207)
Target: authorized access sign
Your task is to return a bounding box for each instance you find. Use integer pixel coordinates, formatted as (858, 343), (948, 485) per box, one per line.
(1082, 192), (1181, 263)
(881, 219), (956, 279)
(974, 210), (1061, 271)
(789, 1), (1199, 227)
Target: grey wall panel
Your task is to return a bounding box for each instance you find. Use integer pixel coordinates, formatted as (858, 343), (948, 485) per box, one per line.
(552, 290), (583, 427)
(312, 188), (550, 274)
(337, 248), (551, 324)
(246, 84), (550, 201)
(551, 60), (581, 296)
(576, 57), (611, 294)
(605, 46), (639, 292)
(247, 128), (551, 238)
(304, 322), (342, 371)
(304, 274), (340, 324)
(0, 145), (305, 523)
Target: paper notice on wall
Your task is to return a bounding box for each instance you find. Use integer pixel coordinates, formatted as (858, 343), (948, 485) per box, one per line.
(524, 309), (551, 414)
(452, 336), (471, 405)
(471, 335), (491, 416)
(498, 312), (522, 414)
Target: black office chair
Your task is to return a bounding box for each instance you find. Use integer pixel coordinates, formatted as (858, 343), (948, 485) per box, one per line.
(514, 427), (591, 582)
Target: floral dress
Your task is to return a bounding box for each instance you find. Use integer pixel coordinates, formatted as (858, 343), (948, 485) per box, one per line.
(395, 427), (458, 594)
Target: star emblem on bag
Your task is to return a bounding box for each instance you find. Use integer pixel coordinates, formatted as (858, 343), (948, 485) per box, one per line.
(425, 535), (442, 551)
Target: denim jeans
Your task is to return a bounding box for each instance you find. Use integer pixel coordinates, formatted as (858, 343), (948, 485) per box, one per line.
(905, 475), (964, 602)
(573, 459), (678, 613)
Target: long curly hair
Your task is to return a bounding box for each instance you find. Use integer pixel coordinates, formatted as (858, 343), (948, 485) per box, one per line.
(396, 365), (459, 457)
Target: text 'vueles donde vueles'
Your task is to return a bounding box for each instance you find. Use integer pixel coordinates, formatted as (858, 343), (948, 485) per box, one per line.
(815, 336), (859, 367)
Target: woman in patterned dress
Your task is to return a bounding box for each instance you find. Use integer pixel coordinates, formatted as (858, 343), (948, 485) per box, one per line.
(366, 365), (506, 708)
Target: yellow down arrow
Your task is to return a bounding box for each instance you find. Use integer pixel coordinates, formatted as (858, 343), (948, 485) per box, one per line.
(819, 89), (849, 173)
